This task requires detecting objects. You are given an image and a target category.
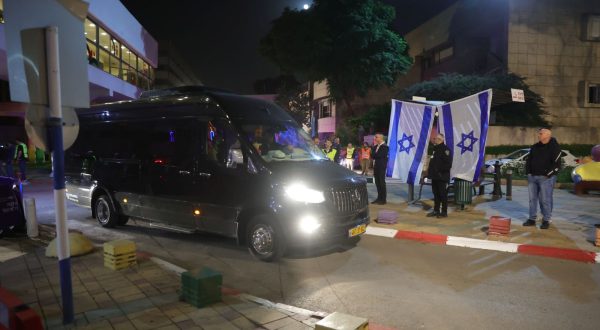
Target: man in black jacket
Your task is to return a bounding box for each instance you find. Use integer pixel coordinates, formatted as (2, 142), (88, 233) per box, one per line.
(427, 134), (453, 218)
(523, 128), (561, 229)
(371, 133), (389, 205)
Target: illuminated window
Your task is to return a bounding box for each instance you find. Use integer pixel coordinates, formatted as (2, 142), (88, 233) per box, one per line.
(84, 17), (154, 89)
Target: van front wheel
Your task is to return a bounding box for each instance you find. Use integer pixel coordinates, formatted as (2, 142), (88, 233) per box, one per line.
(247, 217), (285, 262)
(95, 195), (118, 228)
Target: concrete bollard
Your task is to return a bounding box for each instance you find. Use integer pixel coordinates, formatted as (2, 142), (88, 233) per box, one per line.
(506, 169), (513, 201)
(23, 198), (39, 238)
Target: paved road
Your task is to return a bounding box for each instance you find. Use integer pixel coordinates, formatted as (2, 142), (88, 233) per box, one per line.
(20, 178), (600, 329)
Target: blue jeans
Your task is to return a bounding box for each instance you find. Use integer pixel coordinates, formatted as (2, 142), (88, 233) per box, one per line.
(528, 175), (556, 221)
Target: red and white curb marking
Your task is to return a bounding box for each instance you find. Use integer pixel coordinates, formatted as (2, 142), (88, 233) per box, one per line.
(365, 226), (600, 264)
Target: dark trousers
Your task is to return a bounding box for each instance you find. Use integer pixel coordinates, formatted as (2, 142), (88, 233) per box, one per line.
(18, 159), (26, 181)
(432, 179), (448, 214)
(374, 166), (386, 202)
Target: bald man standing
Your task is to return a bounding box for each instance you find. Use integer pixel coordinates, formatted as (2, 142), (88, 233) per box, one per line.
(523, 128), (561, 229)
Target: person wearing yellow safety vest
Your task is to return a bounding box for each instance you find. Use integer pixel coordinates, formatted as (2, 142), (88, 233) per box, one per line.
(14, 141), (29, 184)
(322, 140), (338, 162)
(344, 143), (356, 170)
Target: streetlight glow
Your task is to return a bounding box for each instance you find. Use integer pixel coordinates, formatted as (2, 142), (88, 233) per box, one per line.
(303, 4), (310, 10)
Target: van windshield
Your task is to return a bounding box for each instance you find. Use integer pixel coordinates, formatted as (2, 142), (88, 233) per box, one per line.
(240, 122), (326, 162)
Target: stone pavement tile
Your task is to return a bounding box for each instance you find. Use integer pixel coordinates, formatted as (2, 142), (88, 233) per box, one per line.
(187, 306), (220, 321)
(149, 292), (180, 307)
(160, 306), (190, 323)
(192, 315), (238, 330)
(84, 307), (124, 323)
(176, 319), (201, 329)
(278, 322), (313, 330)
(91, 292), (114, 306)
(129, 309), (174, 330)
(155, 325), (179, 330)
(290, 314), (312, 322)
(264, 316), (309, 330)
(212, 303), (243, 321)
(126, 306), (162, 320)
(83, 280), (103, 293)
(42, 303), (63, 320)
(119, 297), (155, 315)
(73, 293), (99, 313)
(110, 316), (137, 330)
(108, 285), (143, 300)
(136, 282), (160, 296)
(77, 319), (112, 329)
(231, 316), (258, 330)
(239, 306), (288, 325)
(100, 277), (133, 292)
(115, 292), (148, 304)
(158, 285), (180, 294)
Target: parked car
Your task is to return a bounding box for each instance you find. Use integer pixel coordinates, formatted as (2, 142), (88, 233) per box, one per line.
(65, 86), (370, 261)
(485, 148), (579, 173)
(0, 176), (25, 237)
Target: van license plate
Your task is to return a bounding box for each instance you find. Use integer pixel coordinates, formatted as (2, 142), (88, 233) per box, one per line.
(348, 224), (367, 237)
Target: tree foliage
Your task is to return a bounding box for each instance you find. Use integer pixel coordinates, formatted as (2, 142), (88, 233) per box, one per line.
(274, 79), (312, 128)
(260, 0), (413, 114)
(398, 73), (549, 126)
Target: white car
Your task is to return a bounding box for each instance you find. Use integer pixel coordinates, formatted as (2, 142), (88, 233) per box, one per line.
(485, 148), (579, 173)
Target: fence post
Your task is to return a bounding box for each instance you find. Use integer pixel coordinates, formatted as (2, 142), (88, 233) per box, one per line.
(493, 161), (503, 198)
(506, 169), (512, 201)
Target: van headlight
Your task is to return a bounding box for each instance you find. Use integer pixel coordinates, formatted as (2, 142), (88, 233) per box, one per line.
(284, 183), (325, 203)
(298, 215), (321, 234)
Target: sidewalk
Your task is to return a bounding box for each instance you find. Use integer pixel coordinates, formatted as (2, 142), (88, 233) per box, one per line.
(366, 179), (600, 263)
(0, 237), (327, 330)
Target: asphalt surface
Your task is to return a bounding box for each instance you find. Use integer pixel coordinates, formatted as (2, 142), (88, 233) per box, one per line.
(19, 177), (600, 329)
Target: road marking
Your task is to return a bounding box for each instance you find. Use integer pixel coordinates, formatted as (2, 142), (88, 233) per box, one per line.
(596, 253), (600, 264)
(447, 236), (520, 253)
(366, 226), (398, 238)
(468, 254), (521, 278)
(467, 252), (499, 266)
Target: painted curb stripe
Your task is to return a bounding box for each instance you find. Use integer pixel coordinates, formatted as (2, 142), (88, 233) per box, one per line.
(366, 226), (600, 264)
(446, 237), (519, 253)
(394, 230), (448, 245)
(517, 245), (597, 263)
(366, 226), (398, 238)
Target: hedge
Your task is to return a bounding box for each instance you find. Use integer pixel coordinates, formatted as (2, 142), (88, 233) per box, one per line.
(485, 144), (595, 157)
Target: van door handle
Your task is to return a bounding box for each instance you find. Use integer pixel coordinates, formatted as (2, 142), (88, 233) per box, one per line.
(179, 170), (191, 175)
(198, 172), (211, 178)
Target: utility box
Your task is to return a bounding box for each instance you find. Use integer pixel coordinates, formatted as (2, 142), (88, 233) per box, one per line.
(103, 239), (137, 270)
(181, 267), (222, 308)
(315, 312), (368, 330)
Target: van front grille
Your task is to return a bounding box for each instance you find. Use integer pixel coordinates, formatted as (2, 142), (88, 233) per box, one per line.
(328, 184), (368, 214)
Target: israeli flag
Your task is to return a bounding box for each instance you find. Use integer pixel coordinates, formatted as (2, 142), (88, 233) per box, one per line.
(438, 89), (493, 182)
(386, 100), (435, 184)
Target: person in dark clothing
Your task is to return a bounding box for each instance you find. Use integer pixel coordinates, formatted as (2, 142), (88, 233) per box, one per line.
(15, 143), (28, 184)
(427, 134), (452, 218)
(523, 128), (561, 229)
(332, 137), (341, 164)
(371, 134), (389, 205)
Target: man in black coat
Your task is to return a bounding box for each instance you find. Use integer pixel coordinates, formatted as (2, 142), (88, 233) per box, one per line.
(523, 128), (561, 229)
(427, 134), (452, 218)
(371, 133), (389, 205)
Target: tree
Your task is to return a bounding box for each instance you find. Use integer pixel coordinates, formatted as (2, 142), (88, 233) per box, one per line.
(260, 0), (413, 116)
(398, 73), (549, 126)
(274, 79), (312, 128)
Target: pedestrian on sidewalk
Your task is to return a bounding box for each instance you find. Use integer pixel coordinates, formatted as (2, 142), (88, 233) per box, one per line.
(359, 142), (371, 175)
(332, 136), (341, 164)
(523, 128), (561, 229)
(344, 143), (356, 170)
(323, 140), (338, 162)
(15, 141), (28, 184)
(426, 134), (452, 218)
(371, 133), (388, 205)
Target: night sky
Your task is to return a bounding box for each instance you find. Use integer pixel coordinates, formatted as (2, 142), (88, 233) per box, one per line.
(120, 0), (457, 94)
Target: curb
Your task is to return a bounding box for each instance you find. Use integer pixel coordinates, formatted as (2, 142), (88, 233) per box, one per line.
(365, 227), (600, 264)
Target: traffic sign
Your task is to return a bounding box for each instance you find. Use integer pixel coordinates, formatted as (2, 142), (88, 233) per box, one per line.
(24, 105), (79, 151)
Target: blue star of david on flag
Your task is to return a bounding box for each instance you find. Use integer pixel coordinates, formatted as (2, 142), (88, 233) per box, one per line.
(456, 130), (479, 154)
(397, 133), (416, 154)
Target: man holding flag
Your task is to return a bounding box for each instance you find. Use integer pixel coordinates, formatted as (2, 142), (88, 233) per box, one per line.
(427, 134), (452, 218)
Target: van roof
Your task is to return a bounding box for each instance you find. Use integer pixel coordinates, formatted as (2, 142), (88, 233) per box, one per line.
(81, 86), (294, 123)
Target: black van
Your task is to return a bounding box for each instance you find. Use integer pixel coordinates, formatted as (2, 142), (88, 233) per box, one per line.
(65, 87), (369, 261)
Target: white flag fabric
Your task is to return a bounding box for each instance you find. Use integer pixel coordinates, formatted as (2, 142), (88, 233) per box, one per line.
(438, 89), (493, 182)
(386, 100), (435, 184)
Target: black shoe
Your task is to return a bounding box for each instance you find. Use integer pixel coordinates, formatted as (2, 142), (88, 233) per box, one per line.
(426, 211), (438, 217)
(523, 219), (536, 227)
(540, 221), (550, 229)
(371, 200), (380, 204)
(377, 201), (386, 205)
(437, 213), (448, 218)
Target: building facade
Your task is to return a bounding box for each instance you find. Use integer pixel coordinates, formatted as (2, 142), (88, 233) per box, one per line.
(0, 0), (158, 141)
(312, 0), (600, 141)
(154, 40), (202, 89)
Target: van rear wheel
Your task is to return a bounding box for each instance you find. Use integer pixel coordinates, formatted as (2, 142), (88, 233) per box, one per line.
(95, 195), (118, 228)
(247, 217), (285, 262)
